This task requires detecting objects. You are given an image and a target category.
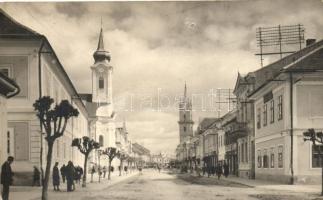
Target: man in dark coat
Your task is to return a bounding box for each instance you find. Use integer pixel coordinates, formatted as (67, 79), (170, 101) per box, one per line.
(1, 156), (14, 200)
(223, 162), (229, 178)
(32, 166), (40, 186)
(52, 162), (60, 191)
(60, 164), (66, 183)
(66, 161), (75, 192)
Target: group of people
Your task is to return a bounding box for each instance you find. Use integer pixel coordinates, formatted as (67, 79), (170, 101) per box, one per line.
(54, 161), (83, 192)
(202, 163), (229, 179)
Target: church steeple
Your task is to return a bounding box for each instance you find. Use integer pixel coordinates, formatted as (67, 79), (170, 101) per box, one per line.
(93, 24), (111, 63)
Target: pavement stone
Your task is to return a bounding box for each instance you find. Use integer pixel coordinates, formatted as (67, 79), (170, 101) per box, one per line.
(9, 170), (139, 200)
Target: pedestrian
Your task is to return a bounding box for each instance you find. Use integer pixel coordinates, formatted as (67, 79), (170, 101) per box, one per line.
(102, 166), (107, 178)
(32, 166), (40, 186)
(78, 166), (83, 184)
(52, 162), (60, 191)
(66, 161), (75, 192)
(207, 165), (211, 178)
(216, 164), (223, 180)
(111, 166), (114, 173)
(60, 164), (66, 183)
(157, 165), (161, 173)
(90, 166), (95, 183)
(138, 166), (143, 175)
(1, 156), (14, 200)
(223, 162), (229, 178)
(124, 166), (128, 174)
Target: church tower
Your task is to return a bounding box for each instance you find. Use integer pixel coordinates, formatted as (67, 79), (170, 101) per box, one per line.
(178, 83), (194, 143)
(91, 26), (113, 105)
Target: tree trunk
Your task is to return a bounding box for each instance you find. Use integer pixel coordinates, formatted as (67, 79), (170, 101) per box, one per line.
(108, 159), (112, 180)
(42, 141), (54, 200)
(82, 153), (88, 187)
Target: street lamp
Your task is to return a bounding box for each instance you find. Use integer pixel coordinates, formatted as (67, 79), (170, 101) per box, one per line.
(303, 128), (323, 195)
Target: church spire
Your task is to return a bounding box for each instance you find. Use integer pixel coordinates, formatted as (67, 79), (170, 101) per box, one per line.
(97, 27), (105, 51)
(93, 20), (111, 63)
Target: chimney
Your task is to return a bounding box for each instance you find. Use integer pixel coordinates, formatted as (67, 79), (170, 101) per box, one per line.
(306, 39), (316, 46)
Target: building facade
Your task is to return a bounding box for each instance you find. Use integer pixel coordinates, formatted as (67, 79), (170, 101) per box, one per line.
(250, 39), (323, 184)
(0, 10), (89, 185)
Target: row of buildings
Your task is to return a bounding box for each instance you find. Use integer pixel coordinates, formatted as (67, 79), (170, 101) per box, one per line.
(0, 9), (152, 185)
(176, 38), (323, 184)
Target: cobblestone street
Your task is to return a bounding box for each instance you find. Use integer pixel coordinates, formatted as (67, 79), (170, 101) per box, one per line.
(13, 170), (323, 200)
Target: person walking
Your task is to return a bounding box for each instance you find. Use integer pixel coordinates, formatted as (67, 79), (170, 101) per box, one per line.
(223, 162), (229, 178)
(90, 166), (95, 183)
(60, 164), (66, 184)
(1, 156), (14, 200)
(102, 166), (107, 178)
(66, 161), (75, 192)
(32, 166), (40, 186)
(52, 162), (60, 191)
(216, 164), (223, 180)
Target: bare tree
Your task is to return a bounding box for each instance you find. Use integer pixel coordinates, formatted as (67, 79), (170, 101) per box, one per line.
(72, 136), (100, 187)
(33, 96), (79, 200)
(102, 147), (119, 180)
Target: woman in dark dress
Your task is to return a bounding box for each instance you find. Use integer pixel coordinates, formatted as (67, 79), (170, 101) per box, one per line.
(52, 162), (60, 191)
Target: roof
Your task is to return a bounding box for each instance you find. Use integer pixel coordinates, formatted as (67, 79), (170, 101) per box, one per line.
(132, 143), (150, 155)
(248, 39), (323, 97)
(0, 72), (20, 98)
(0, 9), (87, 112)
(0, 8), (40, 37)
(196, 118), (219, 134)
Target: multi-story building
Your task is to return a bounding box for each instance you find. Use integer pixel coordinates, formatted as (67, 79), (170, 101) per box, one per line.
(233, 73), (256, 179)
(132, 143), (151, 168)
(195, 118), (218, 169)
(222, 110), (239, 176)
(249, 39), (323, 184)
(0, 9), (89, 185)
(0, 72), (20, 165)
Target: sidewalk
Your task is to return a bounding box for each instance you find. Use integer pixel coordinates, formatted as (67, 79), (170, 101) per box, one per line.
(226, 176), (321, 194)
(10, 170), (139, 200)
(174, 169), (322, 194)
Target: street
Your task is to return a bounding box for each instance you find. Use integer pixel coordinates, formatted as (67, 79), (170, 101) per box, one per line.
(16, 170), (322, 200)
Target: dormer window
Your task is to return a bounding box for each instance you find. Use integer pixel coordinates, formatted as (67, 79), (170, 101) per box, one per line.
(99, 76), (104, 89)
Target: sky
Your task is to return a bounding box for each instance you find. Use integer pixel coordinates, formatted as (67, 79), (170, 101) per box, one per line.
(1, 0), (323, 155)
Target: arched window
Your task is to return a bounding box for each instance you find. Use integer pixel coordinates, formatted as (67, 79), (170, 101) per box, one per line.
(99, 77), (104, 89)
(99, 135), (104, 147)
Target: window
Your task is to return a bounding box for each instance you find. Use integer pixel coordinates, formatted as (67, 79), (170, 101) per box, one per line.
(56, 140), (60, 158)
(99, 135), (104, 147)
(270, 100), (274, 123)
(312, 145), (323, 168)
(245, 142), (248, 162)
(241, 143), (244, 163)
(7, 131), (10, 154)
(183, 114), (186, 121)
(257, 108), (261, 129)
(183, 126), (186, 132)
(278, 95), (283, 120)
(257, 150), (262, 168)
(278, 146), (283, 168)
(0, 67), (10, 77)
(263, 149), (268, 168)
(270, 147), (275, 168)
(263, 104), (267, 126)
(99, 77), (104, 89)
